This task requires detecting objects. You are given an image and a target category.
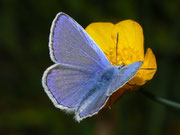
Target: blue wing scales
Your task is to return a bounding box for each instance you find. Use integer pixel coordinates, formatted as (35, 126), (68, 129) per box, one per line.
(49, 12), (110, 72)
(42, 64), (97, 109)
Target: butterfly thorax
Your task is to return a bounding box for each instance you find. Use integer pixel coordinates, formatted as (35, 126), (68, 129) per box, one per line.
(81, 66), (118, 98)
(97, 66), (118, 86)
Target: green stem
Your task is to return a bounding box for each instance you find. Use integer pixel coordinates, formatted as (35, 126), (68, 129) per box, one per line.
(140, 90), (180, 110)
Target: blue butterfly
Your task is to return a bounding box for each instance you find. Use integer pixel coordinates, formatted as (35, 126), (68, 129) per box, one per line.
(42, 12), (143, 122)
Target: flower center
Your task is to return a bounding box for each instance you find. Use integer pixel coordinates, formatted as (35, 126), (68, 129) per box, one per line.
(103, 47), (143, 66)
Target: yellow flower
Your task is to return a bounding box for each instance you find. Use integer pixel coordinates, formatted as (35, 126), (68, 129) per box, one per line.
(85, 20), (157, 107)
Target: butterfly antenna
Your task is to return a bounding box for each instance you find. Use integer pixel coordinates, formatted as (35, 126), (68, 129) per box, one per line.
(116, 33), (119, 65)
(140, 68), (156, 70)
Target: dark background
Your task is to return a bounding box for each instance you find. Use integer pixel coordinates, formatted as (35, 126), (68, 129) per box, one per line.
(0, 0), (180, 135)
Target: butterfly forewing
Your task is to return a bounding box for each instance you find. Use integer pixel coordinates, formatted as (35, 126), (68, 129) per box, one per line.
(49, 13), (110, 72)
(108, 61), (143, 95)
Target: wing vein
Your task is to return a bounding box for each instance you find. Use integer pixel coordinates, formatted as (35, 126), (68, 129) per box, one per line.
(59, 24), (105, 69)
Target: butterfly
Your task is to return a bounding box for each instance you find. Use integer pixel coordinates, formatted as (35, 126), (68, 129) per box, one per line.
(42, 12), (143, 122)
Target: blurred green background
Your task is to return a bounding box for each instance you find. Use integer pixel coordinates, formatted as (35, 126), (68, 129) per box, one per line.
(0, 0), (180, 135)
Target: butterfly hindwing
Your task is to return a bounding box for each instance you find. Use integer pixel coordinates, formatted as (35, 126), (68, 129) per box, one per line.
(42, 64), (98, 111)
(75, 85), (110, 121)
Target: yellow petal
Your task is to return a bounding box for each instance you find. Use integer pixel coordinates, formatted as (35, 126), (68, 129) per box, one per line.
(129, 48), (157, 86)
(112, 20), (144, 64)
(85, 22), (115, 64)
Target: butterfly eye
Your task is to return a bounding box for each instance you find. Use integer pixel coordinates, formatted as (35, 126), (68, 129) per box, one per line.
(118, 63), (125, 69)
